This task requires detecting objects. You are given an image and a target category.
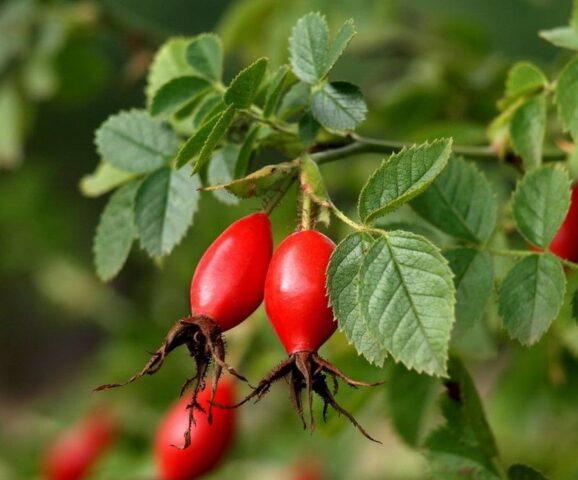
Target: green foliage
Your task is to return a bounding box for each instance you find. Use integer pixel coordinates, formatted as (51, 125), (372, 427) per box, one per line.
(192, 105), (236, 173)
(510, 95), (546, 170)
(499, 254), (566, 345)
(80, 163), (137, 198)
(224, 58), (268, 108)
(502, 62), (548, 107)
(540, 0), (578, 50)
(263, 66), (292, 118)
(358, 231), (455, 376)
(185, 33), (223, 82)
(556, 57), (578, 139)
(94, 180), (140, 281)
(134, 166), (201, 258)
(411, 157), (498, 244)
(95, 110), (179, 174)
(327, 232), (388, 365)
(508, 465), (549, 480)
(512, 166), (571, 248)
(387, 365), (438, 446)
(208, 145), (240, 206)
(358, 139), (453, 223)
(311, 81), (367, 131)
(149, 76), (210, 117)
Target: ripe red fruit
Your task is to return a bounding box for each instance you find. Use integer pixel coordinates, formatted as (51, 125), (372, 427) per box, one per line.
(227, 230), (381, 442)
(265, 230), (336, 354)
(190, 212), (273, 331)
(97, 213), (272, 447)
(550, 184), (578, 262)
(43, 411), (117, 480)
(155, 380), (236, 480)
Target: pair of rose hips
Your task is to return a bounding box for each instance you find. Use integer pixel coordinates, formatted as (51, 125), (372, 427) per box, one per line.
(98, 212), (379, 448)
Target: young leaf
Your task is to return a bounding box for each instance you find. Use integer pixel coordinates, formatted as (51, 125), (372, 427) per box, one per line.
(555, 57), (578, 139)
(135, 166), (201, 258)
(234, 124), (261, 178)
(387, 365), (439, 446)
(510, 95), (546, 170)
(185, 33), (223, 82)
(289, 12), (329, 84)
(95, 110), (179, 174)
(176, 113), (221, 167)
(327, 233), (388, 366)
(300, 155), (330, 207)
(80, 162), (136, 198)
(311, 81), (367, 131)
(445, 249), (494, 333)
(358, 231), (456, 376)
(191, 93), (223, 129)
(508, 465), (549, 480)
(499, 253), (566, 345)
(512, 166), (571, 248)
(203, 161), (296, 198)
(502, 62), (548, 107)
(263, 65), (291, 118)
(207, 144), (240, 206)
(411, 157), (497, 244)
(193, 105), (236, 173)
(146, 38), (195, 104)
(322, 19), (356, 78)
(540, 27), (578, 50)
(150, 76), (210, 117)
(359, 139), (453, 223)
(298, 112), (321, 146)
(224, 58), (268, 109)
(94, 180), (140, 281)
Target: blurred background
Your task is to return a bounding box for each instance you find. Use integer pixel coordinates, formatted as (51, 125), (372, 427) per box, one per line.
(2, 0), (578, 478)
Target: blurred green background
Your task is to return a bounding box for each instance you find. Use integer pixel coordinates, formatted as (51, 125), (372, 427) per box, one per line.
(2, 0), (578, 478)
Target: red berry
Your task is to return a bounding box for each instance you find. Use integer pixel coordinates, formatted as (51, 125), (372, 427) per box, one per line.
(264, 230), (336, 354)
(155, 380), (236, 480)
(43, 411), (117, 480)
(190, 212), (273, 332)
(550, 184), (578, 262)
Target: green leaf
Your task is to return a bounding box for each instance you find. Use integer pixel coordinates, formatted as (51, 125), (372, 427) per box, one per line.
(446, 249), (494, 334)
(95, 110), (179, 174)
(322, 19), (356, 78)
(327, 233), (388, 365)
(300, 155), (330, 207)
(359, 139), (453, 223)
(203, 161), (296, 198)
(176, 114), (220, 167)
(150, 76), (210, 117)
(263, 66), (291, 118)
(411, 157), (497, 244)
(540, 27), (578, 50)
(311, 81), (367, 131)
(508, 465), (549, 480)
(80, 162), (137, 198)
(555, 57), (578, 139)
(135, 166), (201, 258)
(185, 33), (223, 82)
(289, 12), (329, 84)
(191, 94), (224, 129)
(510, 95), (546, 170)
(387, 365), (438, 446)
(298, 112), (321, 146)
(358, 231), (456, 376)
(94, 180), (140, 281)
(235, 124), (261, 178)
(499, 253), (566, 345)
(278, 82), (311, 119)
(500, 62), (548, 110)
(207, 144), (240, 206)
(512, 166), (571, 248)
(193, 105), (236, 173)
(224, 58), (268, 109)
(146, 38), (195, 105)
(426, 426), (500, 480)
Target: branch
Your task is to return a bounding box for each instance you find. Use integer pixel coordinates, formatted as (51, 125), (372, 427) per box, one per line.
(311, 134), (567, 165)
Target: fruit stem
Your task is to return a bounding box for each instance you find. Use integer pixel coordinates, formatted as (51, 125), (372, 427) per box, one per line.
(300, 190), (313, 230)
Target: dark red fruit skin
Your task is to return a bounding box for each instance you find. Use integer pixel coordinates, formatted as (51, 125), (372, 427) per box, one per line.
(265, 230), (336, 354)
(155, 380), (236, 480)
(43, 411), (117, 480)
(190, 213), (273, 332)
(550, 185), (578, 262)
